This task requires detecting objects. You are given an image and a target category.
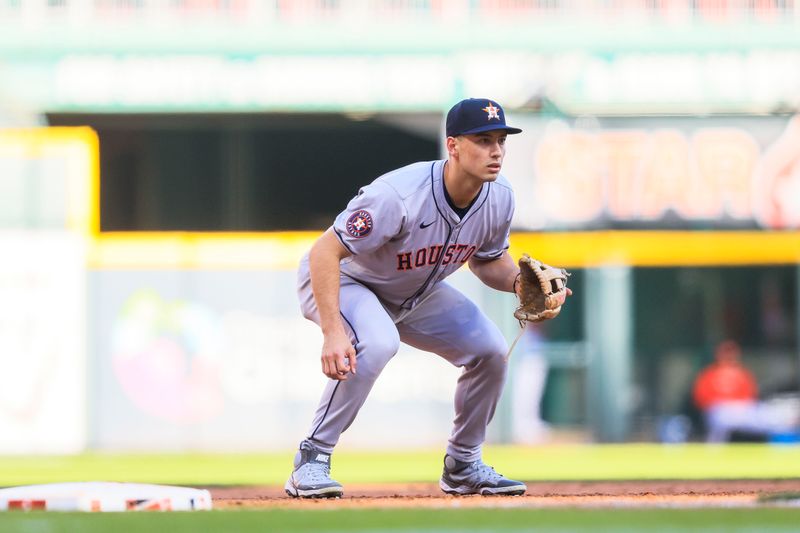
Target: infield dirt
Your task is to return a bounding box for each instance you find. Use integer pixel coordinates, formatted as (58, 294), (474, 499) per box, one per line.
(211, 479), (800, 509)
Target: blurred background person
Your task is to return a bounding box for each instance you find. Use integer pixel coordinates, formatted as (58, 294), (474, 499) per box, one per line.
(693, 340), (768, 443)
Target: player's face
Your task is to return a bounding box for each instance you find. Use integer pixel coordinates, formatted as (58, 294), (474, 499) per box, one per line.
(452, 131), (507, 182)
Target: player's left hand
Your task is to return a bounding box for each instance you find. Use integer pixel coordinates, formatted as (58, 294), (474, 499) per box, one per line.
(514, 254), (572, 322)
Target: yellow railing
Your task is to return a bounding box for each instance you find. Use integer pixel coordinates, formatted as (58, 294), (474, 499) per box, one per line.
(86, 230), (800, 270)
(0, 127), (99, 235)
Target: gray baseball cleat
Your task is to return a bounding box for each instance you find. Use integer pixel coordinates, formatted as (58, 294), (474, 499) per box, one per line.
(439, 454), (527, 496)
(284, 440), (343, 499)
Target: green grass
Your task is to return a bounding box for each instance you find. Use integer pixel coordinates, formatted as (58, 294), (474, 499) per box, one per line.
(0, 444), (799, 487)
(1, 508), (800, 533)
(1, 445), (799, 532)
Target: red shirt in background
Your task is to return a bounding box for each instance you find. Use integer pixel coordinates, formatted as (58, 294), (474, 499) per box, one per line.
(692, 362), (758, 411)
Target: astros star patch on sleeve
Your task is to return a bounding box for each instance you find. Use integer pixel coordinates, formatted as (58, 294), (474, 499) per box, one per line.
(345, 210), (374, 238)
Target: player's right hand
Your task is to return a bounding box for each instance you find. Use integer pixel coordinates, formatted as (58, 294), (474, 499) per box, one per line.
(320, 329), (357, 380)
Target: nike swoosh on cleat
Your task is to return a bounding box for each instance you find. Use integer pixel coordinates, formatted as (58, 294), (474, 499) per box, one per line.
(419, 221), (435, 229)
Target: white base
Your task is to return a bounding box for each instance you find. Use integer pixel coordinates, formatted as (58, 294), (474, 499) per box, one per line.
(0, 482), (212, 512)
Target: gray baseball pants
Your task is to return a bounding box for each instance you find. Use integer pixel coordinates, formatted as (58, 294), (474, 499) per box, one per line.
(297, 268), (509, 463)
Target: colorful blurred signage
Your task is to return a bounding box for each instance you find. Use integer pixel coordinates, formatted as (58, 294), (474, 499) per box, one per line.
(505, 115), (800, 230)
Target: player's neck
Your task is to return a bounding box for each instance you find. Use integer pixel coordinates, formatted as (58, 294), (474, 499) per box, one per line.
(443, 160), (482, 208)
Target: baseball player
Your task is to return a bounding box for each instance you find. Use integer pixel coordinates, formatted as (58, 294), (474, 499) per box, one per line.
(286, 98), (550, 498)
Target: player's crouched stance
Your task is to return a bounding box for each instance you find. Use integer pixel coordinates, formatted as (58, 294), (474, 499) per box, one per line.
(285, 98), (570, 499)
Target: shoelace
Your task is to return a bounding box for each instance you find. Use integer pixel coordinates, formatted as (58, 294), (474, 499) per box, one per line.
(470, 461), (503, 483)
(302, 461), (332, 483)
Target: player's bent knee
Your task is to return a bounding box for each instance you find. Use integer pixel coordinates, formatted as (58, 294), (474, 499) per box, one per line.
(468, 333), (508, 370)
(355, 332), (400, 378)
(369, 330), (400, 357)
(482, 333), (509, 359)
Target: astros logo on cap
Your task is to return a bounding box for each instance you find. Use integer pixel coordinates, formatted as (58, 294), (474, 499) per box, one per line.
(346, 210), (374, 238)
(482, 102), (500, 120)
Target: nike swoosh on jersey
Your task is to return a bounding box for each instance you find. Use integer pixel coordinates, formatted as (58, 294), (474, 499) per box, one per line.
(419, 220), (435, 229)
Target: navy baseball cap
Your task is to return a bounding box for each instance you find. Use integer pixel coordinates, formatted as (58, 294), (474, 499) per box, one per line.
(446, 98), (522, 137)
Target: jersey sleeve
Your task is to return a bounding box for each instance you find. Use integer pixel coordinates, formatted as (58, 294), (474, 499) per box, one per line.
(472, 189), (514, 261)
(332, 180), (405, 255)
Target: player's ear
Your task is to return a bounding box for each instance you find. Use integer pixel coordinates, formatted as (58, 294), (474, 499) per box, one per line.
(446, 136), (459, 159)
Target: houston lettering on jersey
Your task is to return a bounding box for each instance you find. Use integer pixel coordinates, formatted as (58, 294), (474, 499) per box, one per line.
(397, 244), (477, 271)
(329, 160), (513, 308)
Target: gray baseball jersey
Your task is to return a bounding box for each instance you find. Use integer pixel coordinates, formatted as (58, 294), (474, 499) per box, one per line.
(296, 158), (515, 464)
(331, 159), (515, 310)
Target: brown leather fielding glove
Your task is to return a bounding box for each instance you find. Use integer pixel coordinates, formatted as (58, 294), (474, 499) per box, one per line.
(514, 254), (570, 323)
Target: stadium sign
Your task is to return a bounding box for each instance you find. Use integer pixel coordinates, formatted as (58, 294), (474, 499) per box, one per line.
(505, 115), (800, 230)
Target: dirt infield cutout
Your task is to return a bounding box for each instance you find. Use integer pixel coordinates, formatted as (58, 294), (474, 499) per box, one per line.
(211, 480), (800, 509)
